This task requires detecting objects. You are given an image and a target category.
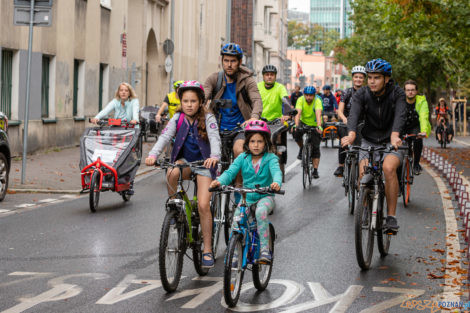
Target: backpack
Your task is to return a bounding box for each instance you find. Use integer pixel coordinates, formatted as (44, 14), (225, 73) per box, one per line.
(211, 71), (252, 109)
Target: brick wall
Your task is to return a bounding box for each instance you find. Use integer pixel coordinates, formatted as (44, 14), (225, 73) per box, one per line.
(230, 0), (252, 58)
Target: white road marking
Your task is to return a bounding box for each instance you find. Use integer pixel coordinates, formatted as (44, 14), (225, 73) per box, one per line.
(96, 274), (162, 305)
(423, 163), (463, 302)
(0, 272), (52, 288)
(0, 209), (11, 213)
(359, 287), (425, 313)
(38, 198), (58, 203)
(60, 195), (78, 199)
(167, 276), (222, 309)
(285, 159), (301, 174)
(14, 204), (35, 208)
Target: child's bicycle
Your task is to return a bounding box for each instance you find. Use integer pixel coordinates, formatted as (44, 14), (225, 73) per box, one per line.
(209, 184), (285, 307)
(322, 121), (341, 148)
(156, 160), (211, 292)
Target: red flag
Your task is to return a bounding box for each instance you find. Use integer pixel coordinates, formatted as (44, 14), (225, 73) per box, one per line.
(296, 62), (303, 78)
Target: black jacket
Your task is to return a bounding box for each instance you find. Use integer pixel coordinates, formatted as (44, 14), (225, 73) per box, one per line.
(347, 80), (406, 144)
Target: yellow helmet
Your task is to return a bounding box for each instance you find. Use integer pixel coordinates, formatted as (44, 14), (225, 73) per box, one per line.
(173, 80), (184, 90)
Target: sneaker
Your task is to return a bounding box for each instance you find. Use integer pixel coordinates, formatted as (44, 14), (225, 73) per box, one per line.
(258, 249), (272, 264)
(384, 216), (399, 235)
(413, 164), (422, 176)
(201, 252), (214, 268)
(297, 149), (302, 160)
(334, 166), (344, 177)
(312, 169), (319, 179)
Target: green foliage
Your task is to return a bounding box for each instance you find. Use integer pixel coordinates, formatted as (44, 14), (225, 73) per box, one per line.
(288, 21), (340, 55)
(334, 0), (470, 97)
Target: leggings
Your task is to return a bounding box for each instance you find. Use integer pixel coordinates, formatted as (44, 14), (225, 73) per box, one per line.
(231, 196), (275, 251)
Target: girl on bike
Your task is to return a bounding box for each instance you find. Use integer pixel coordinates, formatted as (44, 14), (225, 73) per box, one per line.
(145, 80), (221, 268)
(209, 120), (282, 263)
(435, 98), (453, 143)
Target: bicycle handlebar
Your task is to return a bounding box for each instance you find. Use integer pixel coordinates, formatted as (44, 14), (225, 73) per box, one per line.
(347, 145), (408, 153)
(155, 159), (207, 169)
(208, 185), (285, 195)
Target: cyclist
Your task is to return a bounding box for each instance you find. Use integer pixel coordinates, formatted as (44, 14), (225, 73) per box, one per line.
(203, 43), (263, 202)
(209, 120), (282, 263)
(321, 85), (338, 122)
(290, 85), (303, 107)
(341, 58), (407, 233)
(155, 80), (183, 123)
(145, 81), (221, 268)
(334, 65), (366, 177)
(294, 86), (323, 179)
(258, 64), (294, 177)
(335, 89), (342, 105)
(435, 98), (454, 143)
(402, 80), (431, 175)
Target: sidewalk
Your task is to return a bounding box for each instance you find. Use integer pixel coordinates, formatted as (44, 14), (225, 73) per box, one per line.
(8, 141), (157, 194)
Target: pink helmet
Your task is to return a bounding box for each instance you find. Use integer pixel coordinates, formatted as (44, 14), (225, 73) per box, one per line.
(178, 80), (205, 101)
(244, 120), (271, 135)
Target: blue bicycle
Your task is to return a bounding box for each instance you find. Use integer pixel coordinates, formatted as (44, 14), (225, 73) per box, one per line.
(209, 185), (284, 307)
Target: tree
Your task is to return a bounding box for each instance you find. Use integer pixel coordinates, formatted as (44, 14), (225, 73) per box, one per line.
(288, 21), (340, 55)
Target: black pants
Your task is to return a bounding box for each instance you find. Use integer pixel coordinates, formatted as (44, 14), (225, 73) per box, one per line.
(414, 138), (423, 165)
(294, 123), (321, 159)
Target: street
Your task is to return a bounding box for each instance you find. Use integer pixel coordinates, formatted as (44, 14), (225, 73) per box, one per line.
(0, 138), (463, 313)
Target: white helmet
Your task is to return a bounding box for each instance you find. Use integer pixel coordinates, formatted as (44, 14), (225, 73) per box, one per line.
(351, 65), (366, 76)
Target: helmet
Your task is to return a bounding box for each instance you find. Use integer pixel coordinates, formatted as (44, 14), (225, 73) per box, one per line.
(303, 86), (316, 95)
(351, 65), (366, 76)
(262, 64), (278, 74)
(322, 85), (331, 91)
(365, 58), (392, 76)
(244, 120), (271, 136)
(173, 80), (184, 90)
(177, 80), (205, 102)
(220, 43), (243, 59)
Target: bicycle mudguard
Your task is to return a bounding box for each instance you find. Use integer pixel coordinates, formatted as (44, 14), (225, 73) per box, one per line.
(360, 173), (374, 185)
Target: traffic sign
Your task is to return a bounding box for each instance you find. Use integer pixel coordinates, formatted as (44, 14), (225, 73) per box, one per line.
(163, 39), (174, 55)
(164, 56), (173, 73)
(14, 6), (52, 26)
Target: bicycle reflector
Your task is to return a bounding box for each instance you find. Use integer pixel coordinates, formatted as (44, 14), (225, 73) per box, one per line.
(108, 119), (122, 126)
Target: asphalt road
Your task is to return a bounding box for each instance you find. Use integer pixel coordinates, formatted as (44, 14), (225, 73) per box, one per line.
(0, 137), (464, 313)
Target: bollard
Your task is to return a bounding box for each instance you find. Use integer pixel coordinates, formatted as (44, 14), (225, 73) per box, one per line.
(461, 200), (469, 216)
(459, 194), (469, 214)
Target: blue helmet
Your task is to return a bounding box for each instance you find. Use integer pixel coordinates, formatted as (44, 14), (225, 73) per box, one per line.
(303, 86), (316, 95)
(221, 43), (243, 60)
(365, 58), (392, 76)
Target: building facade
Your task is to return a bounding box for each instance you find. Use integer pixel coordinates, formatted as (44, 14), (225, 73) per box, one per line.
(0, 0), (227, 155)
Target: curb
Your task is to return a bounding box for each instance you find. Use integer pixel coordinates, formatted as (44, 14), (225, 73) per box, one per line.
(8, 166), (159, 194)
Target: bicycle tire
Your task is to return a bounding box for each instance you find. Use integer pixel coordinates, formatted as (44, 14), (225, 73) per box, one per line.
(223, 233), (244, 308)
(89, 171), (100, 213)
(223, 193), (234, 245)
(122, 192), (132, 202)
(403, 158), (411, 207)
(343, 160), (349, 197)
(252, 224), (275, 291)
(302, 145), (308, 189)
(192, 213), (210, 276)
(348, 161), (357, 215)
(355, 187), (374, 270)
(307, 145), (312, 185)
(210, 193), (222, 259)
(377, 192), (391, 257)
(159, 210), (185, 292)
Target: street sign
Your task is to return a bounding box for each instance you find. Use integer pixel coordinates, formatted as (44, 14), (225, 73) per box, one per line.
(14, 6), (52, 26)
(164, 56), (173, 73)
(163, 39), (174, 55)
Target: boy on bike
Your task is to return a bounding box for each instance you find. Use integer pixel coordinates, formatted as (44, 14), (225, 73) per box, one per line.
(341, 59), (407, 233)
(293, 86), (323, 179)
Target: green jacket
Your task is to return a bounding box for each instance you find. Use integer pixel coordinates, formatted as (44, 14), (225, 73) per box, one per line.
(415, 95), (432, 136)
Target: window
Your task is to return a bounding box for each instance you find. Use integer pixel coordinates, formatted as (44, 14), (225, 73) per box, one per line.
(0, 50), (13, 119)
(98, 63), (109, 111)
(41, 56), (50, 118)
(73, 59), (84, 117)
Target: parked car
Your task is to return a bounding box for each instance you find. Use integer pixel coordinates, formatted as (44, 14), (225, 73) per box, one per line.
(0, 112), (10, 201)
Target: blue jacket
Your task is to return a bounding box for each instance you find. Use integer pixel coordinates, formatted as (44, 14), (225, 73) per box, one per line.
(320, 93), (338, 112)
(217, 152), (282, 204)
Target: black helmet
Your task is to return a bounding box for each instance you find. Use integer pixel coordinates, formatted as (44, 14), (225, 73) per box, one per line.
(220, 43), (243, 60)
(262, 64), (277, 74)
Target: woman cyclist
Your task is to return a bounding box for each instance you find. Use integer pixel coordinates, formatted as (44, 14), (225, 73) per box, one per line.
(209, 120), (282, 263)
(145, 81), (221, 268)
(435, 98), (453, 143)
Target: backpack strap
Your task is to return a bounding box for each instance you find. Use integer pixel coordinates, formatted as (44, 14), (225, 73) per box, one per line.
(240, 86), (252, 109)
(211, 71), (224, 100)
(176, 112), (185, 132)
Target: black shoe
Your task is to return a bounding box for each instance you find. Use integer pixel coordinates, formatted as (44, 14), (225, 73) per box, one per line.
(334, 166), (344, 177)
(297, 150), (302, 160)
(312, 169), (319, 179)
(384, 216), (399, 235)
(413, 164), (422, 176)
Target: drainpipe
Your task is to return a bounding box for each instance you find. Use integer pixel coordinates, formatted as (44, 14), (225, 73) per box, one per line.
(226, 0), (231, 42)
(169, 0), (174, 92)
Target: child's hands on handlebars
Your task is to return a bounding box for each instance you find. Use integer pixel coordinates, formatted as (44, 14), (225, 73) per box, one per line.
(204, 157), (219, 169)
(145, 156), (156, 166)
(270, 182), (280, 191)
(209, 180), (221, 189)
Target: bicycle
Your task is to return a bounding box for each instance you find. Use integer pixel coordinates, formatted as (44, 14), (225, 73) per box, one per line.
(298, 125), (320, 188)
(437, 121), (449, 149)
(352, 145), (408, 270)
(400, 134), (418, 207)
(343, 145), (360, 215)
(157, 160), (212, 292)
(322, 122), (339, 148)
(209, 185), (284, 308)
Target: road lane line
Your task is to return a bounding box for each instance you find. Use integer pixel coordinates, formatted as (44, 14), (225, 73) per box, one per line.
(285, 160), (301, 174)
(423, 163), (462, 303)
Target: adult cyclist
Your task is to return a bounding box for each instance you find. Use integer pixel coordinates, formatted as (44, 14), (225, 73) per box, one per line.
(334, 65), (366, 177)
(402, 80), (431, 175)
(203, 43), (263, 199)
(156, 80), (183, 123)
(321, 85), (338, 122)
(341, 58), (407, 233)
(294, 86), (323, 179)
(258, 64), (294, 176)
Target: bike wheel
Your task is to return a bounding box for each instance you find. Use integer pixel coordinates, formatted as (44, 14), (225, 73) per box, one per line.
(343, 161), (349, 197)
(377, 192), (391, 257)
(348, 161), (357, 215)
(122, 191), (132, 202)
(89, 171), (100, 213)
(403, 158), (411, 207)
(355, 187), (375, 270)
(223, 233), (244, 308)
(210, 193), (222, 259)
(307, 146), (312, 185)
(302, 145), (308, 189)
(159, 210), (185, 292)
(223, 192), (235, 245)
(252, 224), (275, 291)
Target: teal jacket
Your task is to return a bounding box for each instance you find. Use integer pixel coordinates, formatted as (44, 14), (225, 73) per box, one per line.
(95, 98), (140, 123)
(217, 152), (282, 204)
(415, 95), (431, 136)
